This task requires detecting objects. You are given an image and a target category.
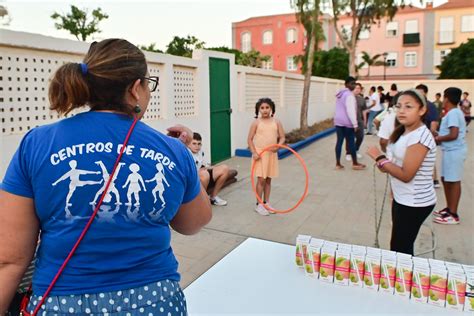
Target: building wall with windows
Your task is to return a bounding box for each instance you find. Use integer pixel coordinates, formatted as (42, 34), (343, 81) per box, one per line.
(336, 6), (430, 80)
(232, 13), (336, 73)
(433, 0), (474, 74)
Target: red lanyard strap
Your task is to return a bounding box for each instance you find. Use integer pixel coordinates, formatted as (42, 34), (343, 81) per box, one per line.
(28, 117), (139, 316)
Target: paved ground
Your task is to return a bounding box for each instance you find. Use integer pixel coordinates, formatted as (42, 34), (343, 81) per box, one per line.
(172, 129), (473, 288)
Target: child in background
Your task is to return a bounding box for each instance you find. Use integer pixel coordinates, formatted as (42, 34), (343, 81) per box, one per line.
(188, 132), (230, 206)
(433, 87), (467, 225)
(247, 98), (285, 216)
(367, 89), (437, 255)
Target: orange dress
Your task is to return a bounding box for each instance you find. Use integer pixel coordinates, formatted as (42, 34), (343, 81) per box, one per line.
(253, 118), (279, 178)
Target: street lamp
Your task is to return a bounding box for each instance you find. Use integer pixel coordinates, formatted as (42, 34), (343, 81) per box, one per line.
(382, 52), (388, 81)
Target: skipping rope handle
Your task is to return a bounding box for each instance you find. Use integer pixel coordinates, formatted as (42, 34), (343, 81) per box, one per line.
(21, 117), (139, 316)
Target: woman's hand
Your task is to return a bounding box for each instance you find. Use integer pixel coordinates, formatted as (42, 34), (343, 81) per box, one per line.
(167, 125), (193, 145)
(366, 146), (382, 161)
(252, 152), (260, 160)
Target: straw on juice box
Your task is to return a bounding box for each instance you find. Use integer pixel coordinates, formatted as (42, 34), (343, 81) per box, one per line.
(411, 265), (430, 303)
(363, 254), (381, 291)
(380, 256), (396, 294)
(319, 246), (337, 283)
(334, 249), (351, 286)
(394, 259), (413, 298)
(446, 271), (467, 311)
(428, 267), (448, 307)
(296, 235), (312, 268)
(464, 275), (474, 313)
(349, 252), (365, 288)
(306, 239), (324, 277)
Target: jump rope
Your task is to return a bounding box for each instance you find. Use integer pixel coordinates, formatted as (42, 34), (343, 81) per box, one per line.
(21, 117), (139, 316)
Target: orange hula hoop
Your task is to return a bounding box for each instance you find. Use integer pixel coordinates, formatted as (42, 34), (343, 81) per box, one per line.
(250, 144), (309, 214)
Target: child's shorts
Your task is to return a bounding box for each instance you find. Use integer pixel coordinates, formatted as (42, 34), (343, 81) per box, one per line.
(441, 147), (467, 182)
(27, 279), (186, 315)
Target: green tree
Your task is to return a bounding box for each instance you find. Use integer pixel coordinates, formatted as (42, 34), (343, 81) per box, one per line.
(139, 43), (164, 53)
(166, 35), (205, 58)
(330, 0), (403, 76)
(51, 5), (109, 41)
(357, 51), (383, 78)
(292, 0), (324, 130)
(438, 39), (474, 79)
(312, 47), (349, 80)
(0, 5), (11, 26)
(204, 46), (270, 67)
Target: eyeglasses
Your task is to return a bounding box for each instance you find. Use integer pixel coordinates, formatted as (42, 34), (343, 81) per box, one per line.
(143, 76), (159, 92)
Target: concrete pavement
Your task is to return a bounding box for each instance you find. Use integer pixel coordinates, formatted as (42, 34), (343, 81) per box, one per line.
(172, 129), (473, 288)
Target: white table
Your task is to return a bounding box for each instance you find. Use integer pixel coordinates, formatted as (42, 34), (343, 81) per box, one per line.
(184, 238), (459, 315)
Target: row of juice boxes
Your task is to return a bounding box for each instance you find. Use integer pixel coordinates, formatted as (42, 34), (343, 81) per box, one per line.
(295, 235), (474, 313)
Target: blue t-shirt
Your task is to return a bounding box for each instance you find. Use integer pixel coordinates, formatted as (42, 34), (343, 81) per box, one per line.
(439, 108), (466, 151)
(423, 101), (439, 129)
(1, 112), (201, 295)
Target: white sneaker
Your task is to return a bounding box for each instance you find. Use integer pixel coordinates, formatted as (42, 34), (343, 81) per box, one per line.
(345, 154), (352, 161)
(254, 203), (270, 216)
(211, 195), (227, 206)
(265, 202), (276, 214)
(356, 152), (363, 159)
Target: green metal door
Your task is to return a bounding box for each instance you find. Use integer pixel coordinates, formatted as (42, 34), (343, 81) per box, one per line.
(209, 57), (231, 164)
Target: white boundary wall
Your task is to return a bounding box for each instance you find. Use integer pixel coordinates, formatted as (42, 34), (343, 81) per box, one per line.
(359, 80), (474, 102)
(0, 30), (343, 177)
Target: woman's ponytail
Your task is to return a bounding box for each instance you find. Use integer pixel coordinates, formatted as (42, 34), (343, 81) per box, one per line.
(49, 63), (90, 115)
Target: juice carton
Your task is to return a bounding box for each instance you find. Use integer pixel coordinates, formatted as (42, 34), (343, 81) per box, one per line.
(446, 271), (467, 311)
(319, 246), (337, 283)
(337, 243), (352, 251)
(366, 247), (382, 256)
(296, 235), (311, 268)
(411, 264), (431, 303)
(464, 275), (474, 313)
(380, 256), (397, 294)
(351, 245), (367, 254)
(428, 258), (446, 268)
(412, 257), (429, 267)
(428, 267), (448, 307)
(349, 252), (366, 288)
(462, 265), (474, 274)
(394, 259), (413, 298)
(323, 240), (338, 249)
(363, 253), (381, 291)
(381, 249), (397, 259)
(445, 262), (464, 273)
(334, 249), (351, 286)
(306, 239), (324, 277)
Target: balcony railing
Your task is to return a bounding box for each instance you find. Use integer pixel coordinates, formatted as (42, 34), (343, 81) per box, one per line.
(403, 33), (420, 45)
(438, 31), (454, 44)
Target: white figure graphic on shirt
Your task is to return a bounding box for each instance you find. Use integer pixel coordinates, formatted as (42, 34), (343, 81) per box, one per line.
(122, 163), (146, 206)
(145, 162), (170, 208)
(96, 203), (120, 223)
(125, 204), (141, 222)
(52, 160), (102, 217)
(90, 161), (125, 205)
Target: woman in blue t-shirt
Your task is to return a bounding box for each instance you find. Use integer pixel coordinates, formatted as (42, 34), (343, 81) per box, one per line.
(0, 39), (212, 315)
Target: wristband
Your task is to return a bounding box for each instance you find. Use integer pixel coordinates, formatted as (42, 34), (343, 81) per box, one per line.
(375, 154), (387, 162)
(378, 159), (390, 168)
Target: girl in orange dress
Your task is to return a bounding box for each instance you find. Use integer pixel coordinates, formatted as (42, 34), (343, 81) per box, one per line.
(247, 98), (285, 216)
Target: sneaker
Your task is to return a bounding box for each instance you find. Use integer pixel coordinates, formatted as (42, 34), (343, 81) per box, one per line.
(345, 154), (352, 161)
(433, 207), (449, 217)
(254, 203), (270, 216)
(264, 202), (276, 214)
(433, 213), (460, 225)
(210, 195), (227, 206)
(356, 152), (363, 159)
(433, 180), (441, 189)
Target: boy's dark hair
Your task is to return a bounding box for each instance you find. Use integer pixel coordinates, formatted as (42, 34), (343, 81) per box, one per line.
(345, 76), (356, 84)
(355, 82), (363, 88)
(463, 92), (469, 96)
(415, 84), (428, 94)
(370, 86), (376, 92)
(193, 132), (202, 141)
(435, 93), (441, 97)
(444, 87), (462, 105)
(391, 83), (398, 91)
(377, 86), (384, 91)
(255, 98), (276, 118)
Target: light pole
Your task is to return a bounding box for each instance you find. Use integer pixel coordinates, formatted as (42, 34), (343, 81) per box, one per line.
(382, 52), (388, 81)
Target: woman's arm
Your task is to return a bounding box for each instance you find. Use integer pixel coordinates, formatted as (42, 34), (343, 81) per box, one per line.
(277, 120), (286, 145)
(0, 190), (39, 314)
(367, 144), (429, 183)
(170, 185), (212, 235)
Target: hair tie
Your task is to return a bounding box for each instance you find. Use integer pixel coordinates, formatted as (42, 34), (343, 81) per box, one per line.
(79, 63), (88, 75)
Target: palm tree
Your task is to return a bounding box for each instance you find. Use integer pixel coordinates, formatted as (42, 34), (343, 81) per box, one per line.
(357, 51), (382, 78)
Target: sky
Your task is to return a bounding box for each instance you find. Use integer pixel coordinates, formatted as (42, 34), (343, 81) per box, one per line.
(1, 0), (449, 50)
